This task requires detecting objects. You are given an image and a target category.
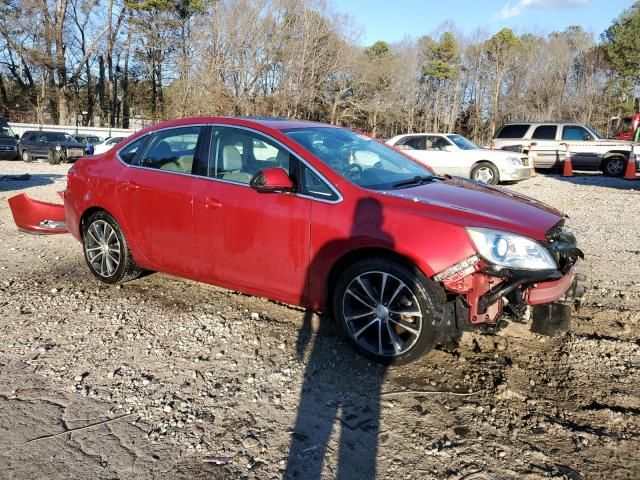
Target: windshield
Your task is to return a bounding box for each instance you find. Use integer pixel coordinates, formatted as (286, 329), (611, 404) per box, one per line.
(284, 127), (433, 190)
(0, 125), (16, 139)
(49, 133), (76, 142)
(446, 134), (479, 150)
(587, 126), (604, 139)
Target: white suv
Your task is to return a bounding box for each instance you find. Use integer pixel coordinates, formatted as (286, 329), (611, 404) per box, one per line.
(493, 122), (636, 177)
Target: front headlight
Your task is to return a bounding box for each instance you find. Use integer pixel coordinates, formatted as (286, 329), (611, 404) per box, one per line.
(507, 156), (522, 166)
(466, 227), (557, 270)
(55, 145), (62, 151)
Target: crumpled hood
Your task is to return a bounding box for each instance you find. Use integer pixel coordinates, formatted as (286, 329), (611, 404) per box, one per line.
(381, 177), (564, 240)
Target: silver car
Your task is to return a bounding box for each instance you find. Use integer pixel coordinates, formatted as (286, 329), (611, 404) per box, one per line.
(493, 122), (635, 176)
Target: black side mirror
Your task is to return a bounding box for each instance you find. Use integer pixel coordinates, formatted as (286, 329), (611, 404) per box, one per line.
(14, 134), (19, 140)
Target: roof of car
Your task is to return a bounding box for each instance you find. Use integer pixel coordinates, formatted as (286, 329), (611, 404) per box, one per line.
(143, 116), (338, 133)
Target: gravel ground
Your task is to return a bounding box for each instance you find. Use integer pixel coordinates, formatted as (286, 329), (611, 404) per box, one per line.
(0, 161), (639, 480)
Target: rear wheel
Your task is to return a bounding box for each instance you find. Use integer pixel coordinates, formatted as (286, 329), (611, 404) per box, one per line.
(333, 258), (445, 365)
(82, 211), (142, 284)
(471, 162), (500, 185)
(602, 155), (626, 177)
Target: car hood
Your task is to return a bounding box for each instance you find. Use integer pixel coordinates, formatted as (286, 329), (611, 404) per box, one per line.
(380, 177), (564, 240)
(58, 142), (86, 148)
(0, 137), (17, 145)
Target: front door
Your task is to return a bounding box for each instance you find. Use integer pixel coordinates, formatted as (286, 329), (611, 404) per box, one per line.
(192, 126), (312, 305)
(116, 125), (204, 276)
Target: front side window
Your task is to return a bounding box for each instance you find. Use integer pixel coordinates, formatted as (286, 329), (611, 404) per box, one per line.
(209, 126), (291, 185)
(426, 136), (451, 151)
(446, 134), (478, 150)
(299, 163), (338, 201)
(562, 125), (591, 141)
(284, 127), (433, 190)
(531, 125), (557, 140)
(139, 127), (202, 173)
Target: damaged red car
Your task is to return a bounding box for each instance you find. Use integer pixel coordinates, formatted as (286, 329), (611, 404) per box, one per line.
(9, 117), (584, 364)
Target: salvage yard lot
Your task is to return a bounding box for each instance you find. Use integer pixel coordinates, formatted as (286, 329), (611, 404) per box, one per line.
(0, 160), (639, 479)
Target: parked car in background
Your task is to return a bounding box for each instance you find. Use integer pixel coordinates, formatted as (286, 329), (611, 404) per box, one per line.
(493, 122), (637, 176)
(0, 118), (19, 160)
(18, 131), (86, 163)
(386, 133), (531, 184)
(9, 117), (584, 365)
(93, 136), (126, 155)
(73, 134), (103, 155)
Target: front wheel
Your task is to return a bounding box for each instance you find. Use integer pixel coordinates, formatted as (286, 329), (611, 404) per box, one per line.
(82, 211), (142, 284)
(471, 162), (500, 184)
(333, 259), (445, 365)
(602, 155), (626, 177)
(21, 150), (32, 162)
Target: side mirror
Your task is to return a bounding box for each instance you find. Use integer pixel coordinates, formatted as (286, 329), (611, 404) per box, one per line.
(250, 167), (295, 193)
(14, 134), (19, 140)
(585, 133), (593, 141)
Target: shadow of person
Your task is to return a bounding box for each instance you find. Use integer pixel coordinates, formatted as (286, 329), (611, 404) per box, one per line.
(285, 198), (393, 479)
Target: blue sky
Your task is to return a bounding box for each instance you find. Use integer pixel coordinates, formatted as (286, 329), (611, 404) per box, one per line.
(335, 0), (635, 45)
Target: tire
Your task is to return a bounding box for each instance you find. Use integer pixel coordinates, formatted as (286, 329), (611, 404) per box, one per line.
(471, 162), (500, 185)
(82, 211), (142, 284)
(21, 149), (32, 162)
(48, 150), (61, 165)
(333, 258), (446, 365)
(602, 155), (626, 177)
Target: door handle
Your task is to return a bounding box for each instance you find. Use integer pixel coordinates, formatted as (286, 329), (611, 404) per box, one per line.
(204, 197), (222, 208)
(125, 181), (139, 191)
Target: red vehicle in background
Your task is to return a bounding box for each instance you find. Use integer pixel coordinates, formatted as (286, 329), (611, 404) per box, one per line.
(610, 113), (640, 142)
(8, 117), (584, 364)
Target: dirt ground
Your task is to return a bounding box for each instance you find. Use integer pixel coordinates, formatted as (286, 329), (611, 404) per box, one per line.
(0, 160), (638, 480)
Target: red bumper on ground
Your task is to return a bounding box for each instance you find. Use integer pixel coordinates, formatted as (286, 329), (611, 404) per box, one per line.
(526, 266), (576, 305)
(8, 193), (68, 234)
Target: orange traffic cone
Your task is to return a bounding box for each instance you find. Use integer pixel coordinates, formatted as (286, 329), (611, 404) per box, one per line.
(528, 143), (537, 177)
(624, 147), (637, 180)
(562, 143), (573, 177)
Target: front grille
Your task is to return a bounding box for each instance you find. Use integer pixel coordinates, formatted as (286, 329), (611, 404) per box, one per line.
(0, 145), (15, 151)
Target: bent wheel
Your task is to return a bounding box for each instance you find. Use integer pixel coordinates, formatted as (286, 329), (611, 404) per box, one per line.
(82, 211), (142, 284)
(333, 258), (445, 365)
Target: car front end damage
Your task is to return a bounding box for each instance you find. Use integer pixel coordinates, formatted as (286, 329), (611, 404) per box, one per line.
(432, 221), (584, 337)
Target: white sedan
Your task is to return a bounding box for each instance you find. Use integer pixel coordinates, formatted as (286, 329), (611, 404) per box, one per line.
(93, 136), (126, 155)
(386, 133), (531, 184)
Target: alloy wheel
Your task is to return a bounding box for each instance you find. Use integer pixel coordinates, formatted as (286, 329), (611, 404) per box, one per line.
(474, 166), (495, 183)
(342, 271), (423, 357)
(606, 157), (625, 176)
(84, 219), (122, 278)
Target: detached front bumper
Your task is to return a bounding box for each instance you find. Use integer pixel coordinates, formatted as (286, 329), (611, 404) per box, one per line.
(8, 193), (68, 234)
(500, 166), (532, 181)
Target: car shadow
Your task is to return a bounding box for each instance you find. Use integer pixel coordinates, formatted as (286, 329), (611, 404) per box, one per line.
(285, 198), (393, 479)
(535, 171), (640, 191)
(0, 173), (66, 193)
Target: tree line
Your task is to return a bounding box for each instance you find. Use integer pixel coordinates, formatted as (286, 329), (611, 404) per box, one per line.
(1, 0), (638, 143)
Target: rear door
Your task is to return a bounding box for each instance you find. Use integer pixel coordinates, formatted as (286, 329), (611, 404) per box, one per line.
(529, 125), (558, 168)
(116, 125), (205, 275)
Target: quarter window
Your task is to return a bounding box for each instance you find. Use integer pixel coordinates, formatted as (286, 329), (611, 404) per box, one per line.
(139, 127), (202, 173)
(299, 163), (338, 201)
(495, 124), (529, 139)
(531, 125), (557, 140)
(118, 136), (147, 164)
(209, 127), (291, 185)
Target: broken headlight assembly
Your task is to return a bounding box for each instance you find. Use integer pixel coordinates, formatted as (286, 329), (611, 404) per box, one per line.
(466, 227), (557, 271)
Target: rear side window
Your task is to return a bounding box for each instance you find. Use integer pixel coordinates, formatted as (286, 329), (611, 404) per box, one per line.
(397, 136), (426, 150)
(495, 124), (529, 139)
(118, 136), (147, 164)
(531, 125), (557, 140)
(139, 127), (202, 173)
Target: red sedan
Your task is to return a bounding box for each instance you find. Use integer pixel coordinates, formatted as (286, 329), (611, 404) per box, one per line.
(9, 117), (584, 364)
